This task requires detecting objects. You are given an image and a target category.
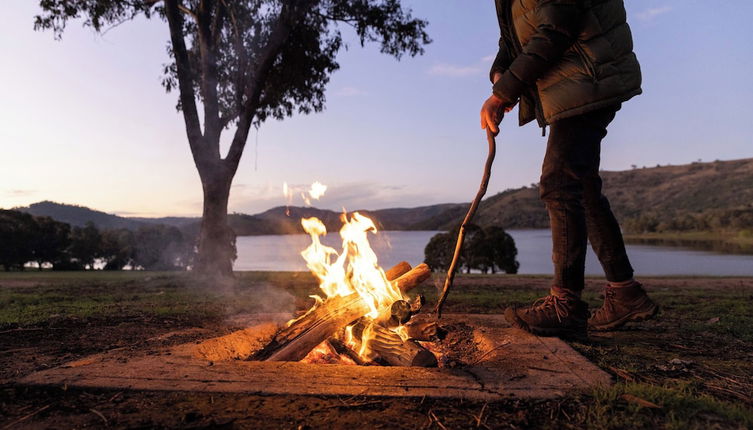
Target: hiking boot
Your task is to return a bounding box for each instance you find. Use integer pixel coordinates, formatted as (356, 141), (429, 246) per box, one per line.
(504, 287), (589, 339)
(588, 282), (659, 331)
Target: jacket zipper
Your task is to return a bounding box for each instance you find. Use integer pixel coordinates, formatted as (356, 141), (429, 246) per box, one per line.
(574, 42), (598, 82)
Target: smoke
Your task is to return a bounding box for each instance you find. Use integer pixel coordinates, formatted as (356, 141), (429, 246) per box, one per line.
(243, 282), (297, 316)
(192, 274), (297, 323)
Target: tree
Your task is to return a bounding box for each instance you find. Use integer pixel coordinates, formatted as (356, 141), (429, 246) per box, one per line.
(484, 226), (519, 274)
(424, 224), (519, 274)
(101, 228), (136, 270)
(69, 222), (103, 269)
(133, 224), (193, 270)
(0, 210), (37, 271)
(35, 1), (430, 278)
(423, 231), (455, 272)
(30, 216), (71, 270)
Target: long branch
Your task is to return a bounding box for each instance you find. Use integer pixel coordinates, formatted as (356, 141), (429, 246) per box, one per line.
(164, 0), (207, 168)
(435, 129), (497, 318)
(197, 0), (222, 151)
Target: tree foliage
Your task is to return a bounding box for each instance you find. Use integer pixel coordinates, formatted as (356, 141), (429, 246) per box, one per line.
(0, 210), (194, 271)
(424, 225), (519, 275)
(0, 210), (37, 271)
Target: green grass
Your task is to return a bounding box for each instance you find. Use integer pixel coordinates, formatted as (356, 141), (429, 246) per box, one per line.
(1, 271), (751, 429)
(0, 271), (320, 327)
(583, 382), (753, 430)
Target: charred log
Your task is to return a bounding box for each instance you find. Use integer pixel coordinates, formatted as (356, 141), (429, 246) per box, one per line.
(405, 321), (448, 342)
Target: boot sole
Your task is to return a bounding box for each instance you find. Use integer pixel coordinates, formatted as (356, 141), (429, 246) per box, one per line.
(589, 303), (659, 331)
(505, 307), (588, 341)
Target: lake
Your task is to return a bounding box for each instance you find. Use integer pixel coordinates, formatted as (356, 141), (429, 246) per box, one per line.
(234, 229), (753, 276)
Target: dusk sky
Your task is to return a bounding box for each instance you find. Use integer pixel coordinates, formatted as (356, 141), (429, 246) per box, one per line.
(1, 0), (752, 217)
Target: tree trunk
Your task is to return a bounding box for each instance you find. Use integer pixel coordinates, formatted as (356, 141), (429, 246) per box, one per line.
(194, 170), (235, 278)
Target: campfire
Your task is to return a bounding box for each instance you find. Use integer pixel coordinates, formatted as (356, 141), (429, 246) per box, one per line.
(251, 212), (443, 367)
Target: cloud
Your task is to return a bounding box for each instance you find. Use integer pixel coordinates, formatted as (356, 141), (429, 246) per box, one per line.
(334, 86), (368, 97)
(481, 54), (496, 63)
(636, 6), (672, 21)
(231, 181), (437, 214)
(427, 63), (482, 78)
(4, 189), (36, 197)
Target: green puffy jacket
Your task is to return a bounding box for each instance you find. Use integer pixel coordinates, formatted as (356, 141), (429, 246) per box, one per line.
(491, 0), (642, 127)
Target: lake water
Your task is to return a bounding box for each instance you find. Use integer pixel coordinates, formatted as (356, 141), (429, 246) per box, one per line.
(234, 229), (753, 276)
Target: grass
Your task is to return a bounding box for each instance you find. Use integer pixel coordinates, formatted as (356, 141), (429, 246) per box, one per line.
(1, 271), (752, 429)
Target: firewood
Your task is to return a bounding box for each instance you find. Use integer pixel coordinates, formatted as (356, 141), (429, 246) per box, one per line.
(362, 323), (437, 367)
(384, 261), (412, 281)
(252, 261), (412, 362)
(405, 321), (448, 342)
(409, 294), (425, 314)
(252, 293), (371, 362)
(372, 300), (412, 329)
(327, 338), (367, 366)
(392, 263), (431, 293)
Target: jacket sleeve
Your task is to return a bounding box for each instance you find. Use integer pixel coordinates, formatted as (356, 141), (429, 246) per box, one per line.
(493, 0), (584, 105)
(489, 37), (513, 83)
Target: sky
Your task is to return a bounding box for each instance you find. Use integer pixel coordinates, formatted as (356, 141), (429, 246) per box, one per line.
(1, 0), (752, 217)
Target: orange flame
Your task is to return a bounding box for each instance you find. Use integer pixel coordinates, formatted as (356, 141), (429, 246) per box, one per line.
(301, 212), (404, 319)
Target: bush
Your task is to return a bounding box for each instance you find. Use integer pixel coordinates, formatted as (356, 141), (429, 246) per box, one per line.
(424, 224), (519, 274)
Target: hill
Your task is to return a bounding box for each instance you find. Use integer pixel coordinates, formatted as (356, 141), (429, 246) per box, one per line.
(469, 158), (753, 233)
(226, 203), (468, 235)
(12, 157), (753, 235)
(16, 201), (147, 230)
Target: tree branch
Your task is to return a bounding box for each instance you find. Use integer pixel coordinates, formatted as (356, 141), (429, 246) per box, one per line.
(197, 0), (222, 152)
(224, 0), (319, 173)
(164, 0), (207, 168)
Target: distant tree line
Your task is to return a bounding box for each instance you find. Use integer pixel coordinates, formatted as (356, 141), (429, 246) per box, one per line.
(623, 208), (753, 235)
(424, 224), (519, 274)
(0, 210), (195, 271)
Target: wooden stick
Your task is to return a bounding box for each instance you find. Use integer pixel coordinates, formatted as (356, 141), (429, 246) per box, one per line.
(436, 129), (497, 318)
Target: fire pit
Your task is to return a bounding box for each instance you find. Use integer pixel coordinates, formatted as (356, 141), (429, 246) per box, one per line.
(18, 213), (612, 399)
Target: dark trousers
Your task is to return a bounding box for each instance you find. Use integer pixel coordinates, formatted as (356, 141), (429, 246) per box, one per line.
(540, 105), (634, 292)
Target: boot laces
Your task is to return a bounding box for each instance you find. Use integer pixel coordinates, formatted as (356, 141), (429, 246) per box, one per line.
(529, 294), (570, 322)
(595, 288), (616, 319)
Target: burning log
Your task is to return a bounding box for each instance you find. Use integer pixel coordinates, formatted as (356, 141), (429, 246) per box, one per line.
(328, 338), (367, 366)
(252, 292), (371, 362)
(362, 324), (438, 367)
(393, 263), (431, 293)
(384, 261), (412, 281)
(252, 262), (413, 362)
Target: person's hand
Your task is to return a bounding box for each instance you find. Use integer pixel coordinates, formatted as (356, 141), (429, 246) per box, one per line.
(480, 94), (508, 136)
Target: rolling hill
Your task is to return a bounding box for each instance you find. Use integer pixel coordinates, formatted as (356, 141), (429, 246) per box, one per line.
(12, 157), (753, 235)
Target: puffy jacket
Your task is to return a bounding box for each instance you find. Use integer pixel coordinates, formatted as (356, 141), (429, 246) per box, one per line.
(491, 0), (642, 127)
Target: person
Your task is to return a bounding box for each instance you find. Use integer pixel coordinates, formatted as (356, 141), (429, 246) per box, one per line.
(480, 0), (658, 338)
